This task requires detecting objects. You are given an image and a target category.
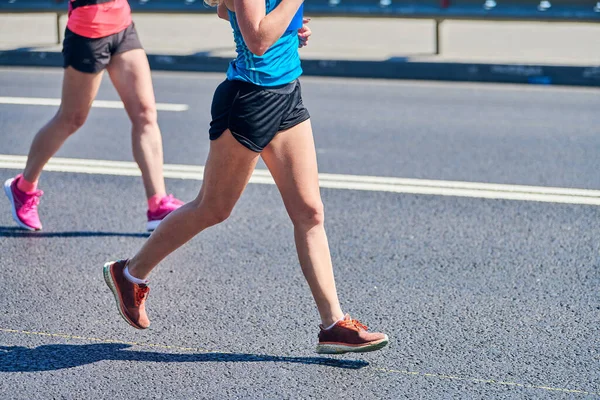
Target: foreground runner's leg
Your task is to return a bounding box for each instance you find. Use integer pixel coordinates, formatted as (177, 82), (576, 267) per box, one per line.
(262, 119), (389, 354)
(104, 130), (260, 329)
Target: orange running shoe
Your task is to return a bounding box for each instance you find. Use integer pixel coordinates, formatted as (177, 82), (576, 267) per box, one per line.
(316, 314), (388, 354)
(103, 259), (150, 329)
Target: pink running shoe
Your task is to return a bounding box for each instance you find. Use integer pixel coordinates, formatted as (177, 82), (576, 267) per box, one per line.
(146, 194), (184, 231)
(3, 174), (43, 231)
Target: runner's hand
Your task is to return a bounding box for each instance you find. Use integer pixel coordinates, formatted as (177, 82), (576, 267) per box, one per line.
(298, 18), (311, 48)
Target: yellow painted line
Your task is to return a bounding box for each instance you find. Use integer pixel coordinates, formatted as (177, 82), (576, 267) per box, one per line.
(497, 381), (523, 387)
(372, 367), (596, 396)
(0, 328), (212, 354)
(1, 328), (597, 397)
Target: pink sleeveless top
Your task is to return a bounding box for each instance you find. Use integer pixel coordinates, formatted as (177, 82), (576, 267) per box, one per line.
(67, 0), (132, 39)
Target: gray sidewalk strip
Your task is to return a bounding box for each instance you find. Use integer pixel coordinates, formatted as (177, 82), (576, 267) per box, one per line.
(0, 49), (599, 87)
(0, 14), (599, 86)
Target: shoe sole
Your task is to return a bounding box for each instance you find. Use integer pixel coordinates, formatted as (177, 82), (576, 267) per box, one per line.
(103, 261), (148, 330)
(315, 335), (389, 354)
(146, 219), (161, 232)
(3, 178), (39, 231)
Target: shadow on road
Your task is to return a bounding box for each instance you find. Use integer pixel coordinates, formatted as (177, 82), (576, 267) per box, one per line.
(0, 226), (150, 238)
(0, 344), (368, 372)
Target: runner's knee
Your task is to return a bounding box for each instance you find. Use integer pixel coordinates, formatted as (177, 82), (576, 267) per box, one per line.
(56, 109), (88, 133)
(289, 201), (325, 230)
(192, 198), (233, 227)
(130, 104), (157, 131)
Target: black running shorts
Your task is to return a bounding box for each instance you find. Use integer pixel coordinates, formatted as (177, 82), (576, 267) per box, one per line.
(209, 79), (311, 152)
(62, 23), (143, 74)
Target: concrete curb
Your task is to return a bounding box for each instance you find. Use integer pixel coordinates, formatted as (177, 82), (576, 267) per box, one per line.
(0, 50), (599, 87)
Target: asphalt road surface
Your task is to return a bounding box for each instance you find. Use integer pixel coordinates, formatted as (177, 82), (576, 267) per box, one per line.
(0, 68), (598, 399)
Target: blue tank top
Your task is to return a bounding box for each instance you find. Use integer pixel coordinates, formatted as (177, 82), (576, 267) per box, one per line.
(226, 0), (303, 87)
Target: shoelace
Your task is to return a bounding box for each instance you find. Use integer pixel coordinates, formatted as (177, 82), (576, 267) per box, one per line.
(161, 194), (184, 207)
(339, 318), (368, 332)
(23, 191), (43, 210)
(134, 285), (149, 306)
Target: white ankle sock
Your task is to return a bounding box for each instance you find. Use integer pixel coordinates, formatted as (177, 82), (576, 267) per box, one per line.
(124, 266), (148, 285)
(323, 316), (345, 330)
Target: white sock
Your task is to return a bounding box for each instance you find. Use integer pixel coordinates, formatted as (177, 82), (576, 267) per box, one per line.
(323, 315), (345, 330)
(124, 266), (148, 285)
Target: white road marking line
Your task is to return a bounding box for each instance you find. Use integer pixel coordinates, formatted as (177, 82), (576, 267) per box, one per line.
(0, 97), (189, 112)
(1, 154), (600, 206)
